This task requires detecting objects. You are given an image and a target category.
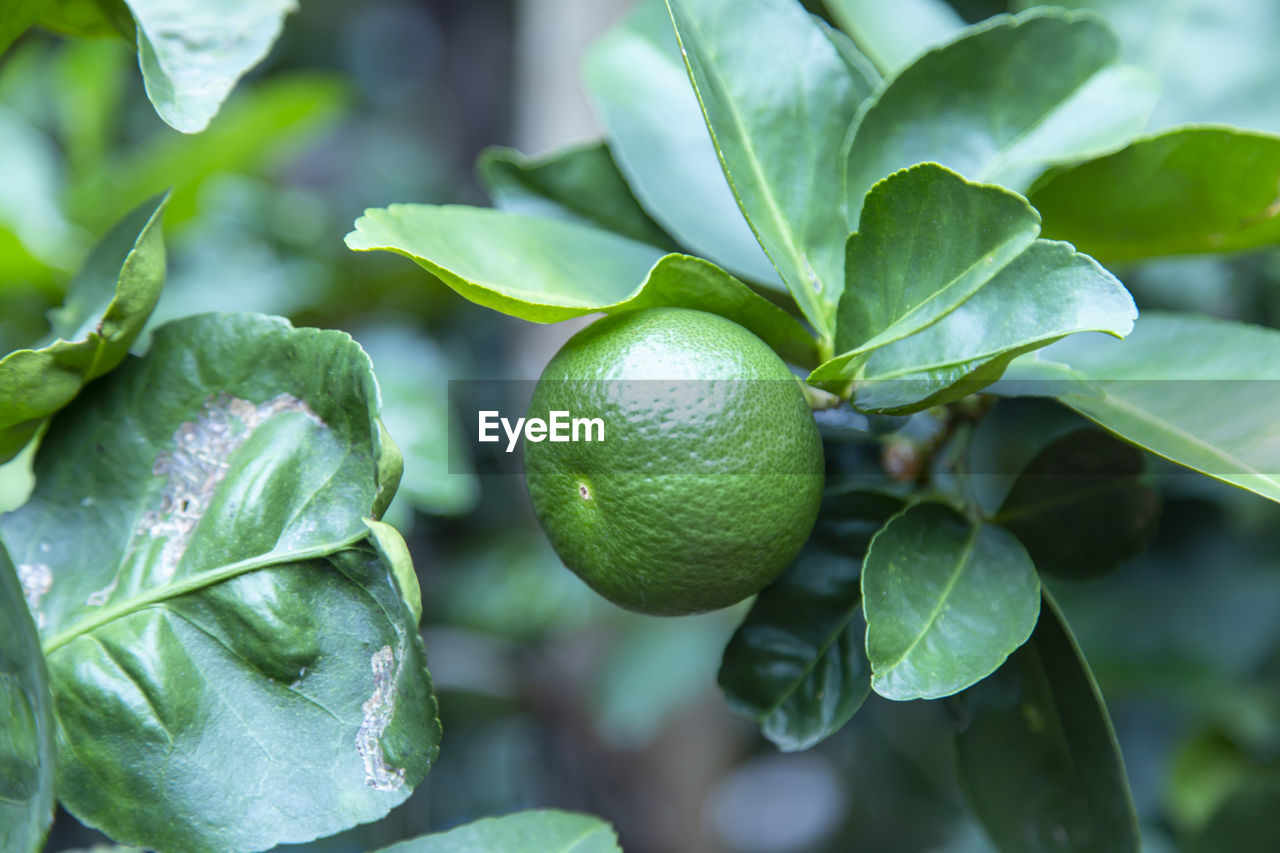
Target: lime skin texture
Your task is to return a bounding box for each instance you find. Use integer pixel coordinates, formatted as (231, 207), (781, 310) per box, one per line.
(523, 307), (825, 616)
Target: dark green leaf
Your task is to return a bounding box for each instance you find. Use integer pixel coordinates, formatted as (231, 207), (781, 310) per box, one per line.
(863, 502), (1040, 700)
(0, 194), (167, 463)
(811, 163), (1041, 381)
(994, 429), (1160, 579)
(476, 142), (677, 250)
(954, 592), (1140, 853)
(847, 239), (1136, 413)
(719, 490), (903, 751)
(373, 809), (622, 853)
(0, 541), (55, 853)
(845, 8), (1158, 226)
(124, 0), (297, 133)
(1031, 127), (1280, 262)
(822, 0), (964, 73)
(1026, 312), (1280, 504)
(667, 0), (877, 338)
(347, 209), (818, 366)
(583, 0), (781, 287)
(0, 313), (439, 852)
(38, 0), (134, 39)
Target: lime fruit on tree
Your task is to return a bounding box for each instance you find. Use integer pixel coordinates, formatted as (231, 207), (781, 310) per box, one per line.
(524, 307), (824, 615)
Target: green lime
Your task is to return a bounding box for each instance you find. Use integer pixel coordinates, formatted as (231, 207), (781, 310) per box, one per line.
(523, 307), (824, 615)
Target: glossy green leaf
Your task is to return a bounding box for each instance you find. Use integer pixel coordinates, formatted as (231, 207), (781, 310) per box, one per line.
(0, 541), (55, 853)
(584, 0), (780, 287)
(0, 194), (167, 463)
(476, 142), (677, 251)
(719, 490), (903, 751)
(845, 8), (1159, 227)
(1021, 0), (1280, 134)
(994, 429), (1160, 579)
(847, 239), (1137, 413)
(822, 0), (964, 73)
(954, 593), (1139, 853)
(0, 313), (440, 852)
(124, 0), (297, 133)
(1029, 312), (1280, 504)
(373, 810), (622, 853)
(347, 208), (819, 366)
(1031, 127), (1280, 262)
(667, 0), (877, 338)
(863, 502), (1040, 700)
(812, 163), (1041, 381)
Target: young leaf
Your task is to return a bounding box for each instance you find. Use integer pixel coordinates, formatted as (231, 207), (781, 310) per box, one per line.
(347, 208), (818, 366)
(811, 163), (1041, 382)
(123, 0), (297, 133)
(846, 8), (1158, 226)
(476, 142), (678, 250)
(583, 0), (781, 288)
(0, 313), (440, 852)
(667, 0), (878, 338)
(993, 430), (1160, 580)
(1030, 127), (1280, 262)
(954, 592), (1140, 853)
(863, 502), (1040, 701)
(0, 541), (55, 853)
(847, 239), (1137, 413)
(719, 490), (903, 751)
(822, 0), (964, 74)
(372, 810), (622, 853)
(0, 194), (167, 463)
(1030, 312), (1280, 505)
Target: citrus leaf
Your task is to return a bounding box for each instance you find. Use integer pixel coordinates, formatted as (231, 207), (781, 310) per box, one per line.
(583, 0), (781, 288)
(845, 239), (1137, 413)
(346, 208), (819, 366)
(822, 0), (964, 74)
(954, 592), (1139, 853)
(0, 193), (167, 463)
(845, 8), (1159, 227)
(719, 490), (903, 751)
(372, 810), (622, 853)
(863, 502), (1040, 701)
(993, 429), (1160, 580)
(123, 0), (297, 133)
(811, 163), (1041, 381)
(1028, 312), (1280, 505)
(667, 0), (878, 339)
(476, 142), (678, 250)
(0, 312), (439, 852)
(0, 541), (55, 853)
(1030, 127), (1280, 262)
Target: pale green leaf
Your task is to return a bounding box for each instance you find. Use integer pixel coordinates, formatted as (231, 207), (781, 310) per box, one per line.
(955, 592), (1139, 852)
(822, 0), (964, 73)
(584, 0), (781, 287)
(1026, 312), (1280, 505)
(0, 313), (439, 852)
(863, 502), (1040, 701)
(668, 0), (877, 339)
(848, 239), (1136, 413)
(373, 810), (622, 853)
(476, 142), (677, 250)
(0, 541), (55, 853)
(1031, 126), (1280, 262)
(124, 0), (297, 133)
(346, 207), (819, 366)
(845, 8), (1158, 226)
(0, 194), (167, 463)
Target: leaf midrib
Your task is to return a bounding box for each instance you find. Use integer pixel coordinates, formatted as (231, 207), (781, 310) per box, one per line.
(873, 521), (980, 677)
(42, 530), (368, 655)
